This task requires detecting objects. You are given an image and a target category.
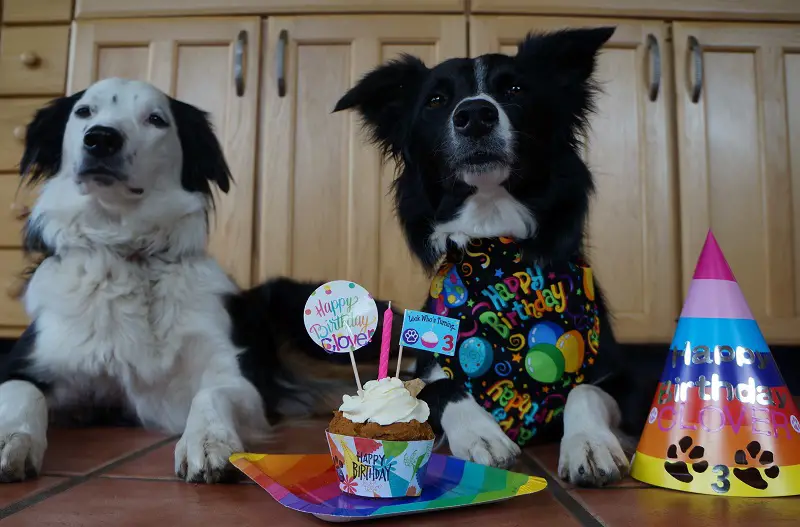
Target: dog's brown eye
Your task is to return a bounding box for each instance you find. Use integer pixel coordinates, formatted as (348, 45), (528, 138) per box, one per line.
(74, 106), (91, 119)
(147, 114), (168, 128)
(506, 85), (523, 97)
(427, 94), (447, 109)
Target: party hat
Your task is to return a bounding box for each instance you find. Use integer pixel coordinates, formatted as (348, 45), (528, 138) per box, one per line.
(630, 230), (800, 497)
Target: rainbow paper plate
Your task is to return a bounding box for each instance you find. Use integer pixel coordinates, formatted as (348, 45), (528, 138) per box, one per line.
(230, 452), (546, 522)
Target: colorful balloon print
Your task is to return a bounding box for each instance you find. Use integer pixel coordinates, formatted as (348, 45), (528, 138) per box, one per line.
(527, 321), (564, 347)
(524, 343), (565, 383)
(458, 336), (494, 378)
(556, 330), (585, 373)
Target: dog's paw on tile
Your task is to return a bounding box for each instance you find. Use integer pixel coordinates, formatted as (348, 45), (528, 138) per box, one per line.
(558, 429), (629, 487)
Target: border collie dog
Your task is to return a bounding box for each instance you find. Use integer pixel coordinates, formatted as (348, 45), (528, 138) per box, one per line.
(0, 78), (378, 484)
(333, 27), (652, 486)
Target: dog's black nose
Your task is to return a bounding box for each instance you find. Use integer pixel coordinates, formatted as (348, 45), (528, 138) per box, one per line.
(452, 99), (499, 138)
(83, 126), (123, 158)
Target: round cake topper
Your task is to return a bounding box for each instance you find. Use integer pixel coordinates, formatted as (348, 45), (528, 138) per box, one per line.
(303, 280), (378, 354)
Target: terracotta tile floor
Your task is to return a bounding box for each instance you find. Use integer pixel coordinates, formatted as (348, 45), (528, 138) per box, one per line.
(2, 409), (799, 526)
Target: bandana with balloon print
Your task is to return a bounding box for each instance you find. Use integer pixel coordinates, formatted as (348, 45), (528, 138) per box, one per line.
(426, 237), (601, 447)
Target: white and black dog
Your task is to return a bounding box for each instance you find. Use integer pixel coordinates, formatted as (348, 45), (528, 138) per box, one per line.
(0, 78), (394, 484)
(329, 27), (655, 486)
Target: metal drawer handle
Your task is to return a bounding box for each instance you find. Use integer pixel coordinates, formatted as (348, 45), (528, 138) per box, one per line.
(19, 51), (40, 68)
(13, 126), (26, 141)
(276, 29), (288, 97)
(234, 30), (247, 97)
(688, 36), (703, 104)
(646, 34), (661, 102)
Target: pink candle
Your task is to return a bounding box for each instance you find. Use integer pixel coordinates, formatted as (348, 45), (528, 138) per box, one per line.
(378, 302), (393, 379)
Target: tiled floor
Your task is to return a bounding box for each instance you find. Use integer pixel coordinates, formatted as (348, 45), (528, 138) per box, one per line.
(2, 416), (799, 526)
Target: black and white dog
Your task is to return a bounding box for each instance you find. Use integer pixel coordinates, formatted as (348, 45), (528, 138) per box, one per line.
(332, 27), (654, 486)
(0, 78), (390, 484)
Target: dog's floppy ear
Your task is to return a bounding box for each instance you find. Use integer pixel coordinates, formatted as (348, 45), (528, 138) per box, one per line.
(168, 97), (232, 196)
(20, 91), (86, 185)
(333, 54), (428, 159)
(517, 26), (615, 85)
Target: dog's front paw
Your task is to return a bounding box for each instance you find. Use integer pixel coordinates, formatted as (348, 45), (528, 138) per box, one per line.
(558, 430), (629, 487)
(442, 398), (521, 469)
(174, 428), (243, 484)
(0, 430), (46, 483)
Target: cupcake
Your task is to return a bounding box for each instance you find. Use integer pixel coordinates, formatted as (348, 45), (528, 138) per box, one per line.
(326, 377), (435, 498)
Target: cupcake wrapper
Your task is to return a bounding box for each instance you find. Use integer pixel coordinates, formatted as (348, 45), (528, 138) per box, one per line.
(326, 430), (434, 498)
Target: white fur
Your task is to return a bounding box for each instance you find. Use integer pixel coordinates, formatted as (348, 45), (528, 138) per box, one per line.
(441, 397), (521, 469)
(0, 381), (48, 481)
(558, 384), (629, 486)
(419, 362), (520, 468)
(0, 78), (268, 484)
(429, 181), (537, 253)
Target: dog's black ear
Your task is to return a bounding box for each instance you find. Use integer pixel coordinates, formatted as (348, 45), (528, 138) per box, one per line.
(333, 54), (428, 159)
(517, 26), (615, 85)
(20, 91), (85, 185)
(168, 98), (232, 196)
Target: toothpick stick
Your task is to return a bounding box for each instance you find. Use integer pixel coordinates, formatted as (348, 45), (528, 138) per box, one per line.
(395, 344), (404, 379)
(349, 349), (363, 392)
(344, 325), (363, 392)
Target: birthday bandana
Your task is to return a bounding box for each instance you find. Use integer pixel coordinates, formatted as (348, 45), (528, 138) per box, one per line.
(425, 237), (601, 447)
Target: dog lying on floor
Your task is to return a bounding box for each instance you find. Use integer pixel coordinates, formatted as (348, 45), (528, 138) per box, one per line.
(329, 26), (654, 486)
(0, 78), (394, 484)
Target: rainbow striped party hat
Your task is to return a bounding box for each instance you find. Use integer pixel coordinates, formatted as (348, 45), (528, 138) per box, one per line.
(630, 230), (800, 496)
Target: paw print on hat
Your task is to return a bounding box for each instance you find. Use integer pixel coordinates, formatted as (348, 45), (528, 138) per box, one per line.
(733, 441), (780, 490)
(664, 436), (709, 483)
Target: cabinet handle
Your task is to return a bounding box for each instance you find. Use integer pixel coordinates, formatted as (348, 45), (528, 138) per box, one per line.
(688, 36), (703, 103)
(276, 29), (288, 97)
(234, 30), (247, 97)
(19, 51), (40, 68)
(13, 126), (26, 141)
(646, 34), (661, 102)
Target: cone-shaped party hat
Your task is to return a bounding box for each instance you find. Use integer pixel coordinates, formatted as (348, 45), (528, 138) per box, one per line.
(630, 230), (800, 497)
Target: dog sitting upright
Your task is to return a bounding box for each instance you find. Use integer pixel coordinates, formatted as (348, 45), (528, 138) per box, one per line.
(334, 26), (653, 486)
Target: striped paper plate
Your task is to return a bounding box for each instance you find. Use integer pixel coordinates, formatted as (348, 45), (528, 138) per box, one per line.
(230, 452), (546, 522)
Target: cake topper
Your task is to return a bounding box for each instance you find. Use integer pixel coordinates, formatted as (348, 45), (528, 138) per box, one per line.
(303, 280), (378, 391)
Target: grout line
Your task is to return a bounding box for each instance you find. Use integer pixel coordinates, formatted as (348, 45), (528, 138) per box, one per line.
(520, 454), (606, 527)
(0, 436), (178, 520)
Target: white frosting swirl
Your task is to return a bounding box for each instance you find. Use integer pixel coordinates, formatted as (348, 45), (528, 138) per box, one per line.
(339, 377), (430, 425)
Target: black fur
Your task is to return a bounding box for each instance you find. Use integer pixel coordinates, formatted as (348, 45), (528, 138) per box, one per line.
(333, 27), (651, 438)
(19, 91), (86, 186)
(168, 97), (232, 196)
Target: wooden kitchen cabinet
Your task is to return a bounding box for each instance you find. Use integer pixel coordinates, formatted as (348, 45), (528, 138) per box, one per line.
(67, 17), (261, 287)
(470, 17), (680, 343)
(673, 22), (800, 344)
(258, 15), (466, 311)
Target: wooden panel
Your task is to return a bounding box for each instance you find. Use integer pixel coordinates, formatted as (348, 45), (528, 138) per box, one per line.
(0, 249), (30, 328)
(0, 175), (36, 248)
(259, 15), (466, 311)
(3, 0), (73, 23)
(76, 0), (464, 18)
(0, 26), (70, 96)
(68, 17), (261, 287)
(0, 98), (52, 173)
(674, 22), (800, 344)
(471, 0), (800, 22)
(472, 16), (679, 343)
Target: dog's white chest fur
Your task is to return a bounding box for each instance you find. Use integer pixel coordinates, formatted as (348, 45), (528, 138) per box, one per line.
(430, 183), (537, 252)
(25, 250), (238, 430)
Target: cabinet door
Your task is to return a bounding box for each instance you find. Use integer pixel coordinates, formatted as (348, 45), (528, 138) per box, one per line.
(259, 15), (466, 310)
(674, 23), (800, 344)
(68, 17), (260, 287)
(471, 17), (679, 343)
